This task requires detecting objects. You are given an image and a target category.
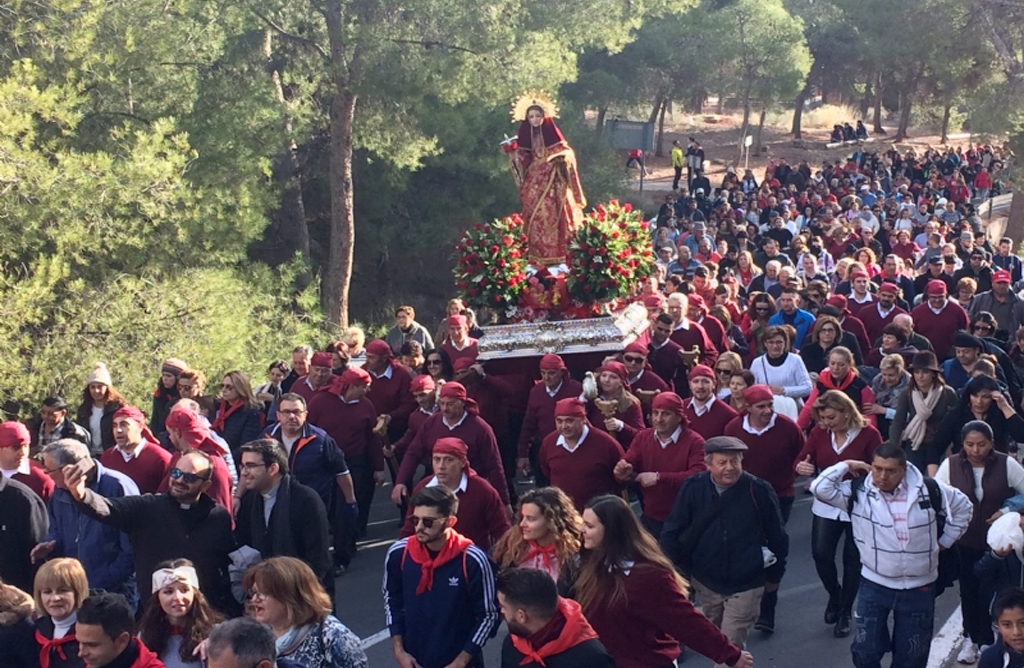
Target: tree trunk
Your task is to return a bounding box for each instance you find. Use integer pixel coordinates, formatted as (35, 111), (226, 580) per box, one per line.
(737, 81), (752, 163)
(872, 71), (886, 135)
(264, 30), (311, 268)
(1007, 189), (1024, 246)
(940, 102), (952, 144)
(647, 91), (665, 126)
(791, 83), (810, 138)
(323, 0), (357, 329)
(595, 106), (607, 140)
(894, 92), (913, 141)
(656, 97), (667, 157)
(755, 107), (766, 153)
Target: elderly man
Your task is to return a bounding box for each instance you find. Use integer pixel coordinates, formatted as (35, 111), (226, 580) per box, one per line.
(442, 314), (480, 366)
(970, 269), (1024, 337)
(892, 313), (933, 353)
(392, 381), (510, 506)
(661, 436), (788, 663)
(0, 421), (54, 502)
(516, 354), (583, 483)
(160, 406), (233, 512)
(812, 443), (972, 668)
(32, 438), (138, 606)
(683, 365), (738, 439)
(281, 344), (312, 393)
(400, 438), (509, 550)
(289, 351), (335, 405)
(538, 398), (624, 511)
(386, 305), (435, 355)
(308, 366), (386, 538)
(911, 280), (969, 361)
(615, 393), (706, 537)
(667, 292), (719, 367)
(97, 406), (171, 495)
(29, 396), (91, 456)
(858, 282), (908, 346)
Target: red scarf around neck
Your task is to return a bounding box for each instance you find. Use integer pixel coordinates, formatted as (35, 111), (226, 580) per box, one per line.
(820, 369), (856, 392)
(210, 399), (243, 433)
(36, 629), (77, 668)
(404, 528), (473, 594)
(510, 598), (599, 667)
(522, 540), (557, 573)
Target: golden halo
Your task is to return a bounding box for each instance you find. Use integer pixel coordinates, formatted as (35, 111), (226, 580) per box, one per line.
(511, 91), (559, 123)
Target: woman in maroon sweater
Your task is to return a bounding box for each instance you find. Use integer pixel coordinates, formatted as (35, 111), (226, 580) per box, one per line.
(795, 390), (881, 638)
(576, 495), (752, 668)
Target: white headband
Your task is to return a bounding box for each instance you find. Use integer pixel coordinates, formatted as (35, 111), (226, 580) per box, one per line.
(151, 566), (199, 594)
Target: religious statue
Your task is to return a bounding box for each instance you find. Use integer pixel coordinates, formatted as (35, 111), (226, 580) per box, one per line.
(507, 92), (586, 270)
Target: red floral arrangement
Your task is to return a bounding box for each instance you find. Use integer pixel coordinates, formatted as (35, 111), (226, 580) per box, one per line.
(454, 214), (529, 313)
(566, 200), (654, 303)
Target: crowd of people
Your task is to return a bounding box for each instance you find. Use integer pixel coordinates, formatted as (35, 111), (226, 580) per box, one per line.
(0, 138), (1022, 668)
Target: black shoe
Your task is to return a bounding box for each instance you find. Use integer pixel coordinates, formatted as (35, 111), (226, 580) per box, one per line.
(834, 612), (851, 638)
(824, 598), (841, 625)
(754, 616), (775, 634)
(332, 564), (347, 578)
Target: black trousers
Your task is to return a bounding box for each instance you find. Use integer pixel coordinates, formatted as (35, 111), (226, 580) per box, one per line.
(673, 166), (683, 190)
(348, 457), (377, 536)
(811, 514), (861, 613)
(759, 495), (795, 621)
(959, 545), (995, 645)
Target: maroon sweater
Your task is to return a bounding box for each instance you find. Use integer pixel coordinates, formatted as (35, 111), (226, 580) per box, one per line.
(10, 461), (55, 503)
(307, 394), (384, 471)
(648, 339), (690, 394)
(464, 374), (515, 441)
(517, 378), (584, 458)
(723, 414), (805, 498)
(669, 320), (719, 367)
(289, 376), (323, 406)
(856, 303), (908, 346)
(442, 339), (479, 367)
(586, 400), (645, 451)
(840, 315), (872, 360)
(911, 301), (969, 361)
(99, 441), (172, 495)
(539, 426), (625, 511)
(683, 398), (738, 440)
(697, 315), (730, 355)
(399, 473), (510, 550)
(367, 363), (417, 432)
(396, 412), (509, 503)
(584, 562), (742, 668)
(797, 425), (880, 475)
(623, 427), (706, 521)
(393, 407), (436, 461)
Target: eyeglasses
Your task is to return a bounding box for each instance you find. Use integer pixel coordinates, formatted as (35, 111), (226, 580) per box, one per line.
(973, 325), (993, 333)
(247, 590), (270, 601)
(715, 368), (732, 375)
(412, 516), (446, 529)
(426, 360), (442, 366)
(278, 409), (305, 416)
(169, 468), (211, 484)
(239, 463), (267, 472)
(221, 383), (235, 390)
(623, 355), (646, 363)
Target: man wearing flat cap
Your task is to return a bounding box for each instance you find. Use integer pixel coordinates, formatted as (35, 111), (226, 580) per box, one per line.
(661, 434), (788, 661)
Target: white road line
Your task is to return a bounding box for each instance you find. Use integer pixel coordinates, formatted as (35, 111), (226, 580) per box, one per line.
(928, 604), (963, 668)
(359, 628), (391, 650)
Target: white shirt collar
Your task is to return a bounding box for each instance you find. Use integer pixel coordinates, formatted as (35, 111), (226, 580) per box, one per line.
(877, 303), (895, 317)
(419, 405), (437, 416)
(556, 425), (590, 453)
(545, 380), (564, 398)
(654, 425), (683, 448)
(426, 471), (468, 493)
(449, 338), (472, 351)
(627, 370), (644, 385)
(672, 317), (691, 331)
(688, 395), (715, 415)
(851, 292), (873, 303)
(0, 459), (31, 477)
(370, 365), (393, 380)
(443, 411), (468, 430)
(832, 428), (861, 454)
(928, 300), (948, 314)
(650, 338), (669, 350)
(742, 413), (777, 436)
(117, 441), (146, 462)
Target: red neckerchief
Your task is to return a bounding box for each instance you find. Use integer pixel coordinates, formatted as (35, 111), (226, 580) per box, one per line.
(820, 370), (856, 392)
(522, 540), (558, 572)
(35, 629), (76, 668)
(509, 598), (599, 667)
(404, 529), (473, 594)
(210, 400), (242, 433)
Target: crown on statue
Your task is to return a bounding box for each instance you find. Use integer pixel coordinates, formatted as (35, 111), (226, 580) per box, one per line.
(511, 91), (559, 123)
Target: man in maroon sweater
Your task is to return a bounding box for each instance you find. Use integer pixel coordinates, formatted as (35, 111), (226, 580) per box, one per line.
(623, 342), (670, 396)
(516, 354), (583, 485)
(98, 406), (172, 495)
(0, 421), (54, 502)
(723, 384), (804, 634)
(857, 282), (907, 345)
(683, 365), (739, 440)
(688, 295), (730, 355)
(364, 339), (417, 441)
(648, 314), (692, 394)
(441, 314), (479, 367)
(160, 406), (233, 513)
(289, 351), (334, 406)
(825, 295), (871, 356)
(539, 399), (624, 511)
(398, 438), (509, 550)
(391, 381), (510, 506)
(666, 293), (719, 367)
(307, 367), (386, 536)
(911, 279), (969, 361)
(391, 374), (439, 465)
(614, 393), (706, 537)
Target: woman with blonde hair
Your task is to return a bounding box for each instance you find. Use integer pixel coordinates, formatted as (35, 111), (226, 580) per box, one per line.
(585, 361), (644, 449)
(734, 250), (761, 294)
(797, 346), (876, 430)
(713, 352), (745, 401)
(866, 353), (911, 437)
(492, 487), (582, 592)
(137, 558), (222, 668)
(435, 298), (467, 345)
(576, 495), (751, 668)
(795, 390), (881, 637)
(210, 370), (263, 458)
(244, 557), (367, 668)
(33, 557), (90, 668)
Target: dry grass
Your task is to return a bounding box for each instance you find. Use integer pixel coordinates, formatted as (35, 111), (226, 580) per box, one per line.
(765, 104), (862, 131)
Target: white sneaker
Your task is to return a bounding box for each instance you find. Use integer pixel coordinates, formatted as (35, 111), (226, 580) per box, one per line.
(957, 638), (979, 664)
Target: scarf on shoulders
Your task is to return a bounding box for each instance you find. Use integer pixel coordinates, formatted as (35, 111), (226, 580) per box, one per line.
(404, 528), (473, 594)
(905, 385), (943, 450)
(522, 540), (558, 573)
(509, 598), (599, 667)
(211, 399), (243, 433)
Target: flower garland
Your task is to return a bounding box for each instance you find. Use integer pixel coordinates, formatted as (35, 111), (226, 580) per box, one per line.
(566, 200), (654, 303)
(453, 214), (529, 313)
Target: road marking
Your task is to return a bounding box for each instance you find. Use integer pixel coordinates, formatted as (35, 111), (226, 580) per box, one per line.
(928, 604), (962, 668)
(360, 628), (391, 650)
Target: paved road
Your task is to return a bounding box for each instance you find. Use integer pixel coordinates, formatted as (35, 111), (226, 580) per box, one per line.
(332, 478), (962, 668)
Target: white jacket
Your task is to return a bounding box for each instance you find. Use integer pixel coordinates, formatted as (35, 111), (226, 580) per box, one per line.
(812, 461), (973, 589)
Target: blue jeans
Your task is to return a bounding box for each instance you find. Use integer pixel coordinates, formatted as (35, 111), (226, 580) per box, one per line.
(852, 579), (935, 668)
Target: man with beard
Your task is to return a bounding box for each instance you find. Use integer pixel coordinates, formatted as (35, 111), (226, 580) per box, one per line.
(682, 365), (738, 439)
(857, 282), (908, 346)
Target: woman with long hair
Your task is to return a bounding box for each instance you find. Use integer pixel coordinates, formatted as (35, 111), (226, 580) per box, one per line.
(151, 359), (188, 433)
(75, 362), (126, 454)
(739, 292), (776, 361)
(420, 348), (454, 384)
(137, 559), (222, 668)
(888, 351), (961, 473)
(434, 298), (466, 346)
(585, 362), (644, 450)
(734, 251), (761, 294)
(492, 488), (582, 592)
(750, 326), (812, 421)
(799, 315), (857, 377)
(795, 391), (881, 638)
(244, 557), (367, 668)
(797, 347), (876, 430)
(576, 495), (752, 668)
(210, 370), (263, 459)
(714, 352), (745, 401)
(33, 558), (90, 668)
(255, 360), (290, 421)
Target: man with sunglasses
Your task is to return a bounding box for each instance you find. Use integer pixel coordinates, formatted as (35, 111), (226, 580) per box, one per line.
(160, 406), (233, 513)
(63, 448), (238, 615)
(385, 485), (499, 668)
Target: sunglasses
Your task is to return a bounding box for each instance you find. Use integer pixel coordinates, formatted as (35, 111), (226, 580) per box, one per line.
(715, 368), (732, 375)
(169, 468), (210, 484)
(426, 360), (442, 366)
(623, 355), (646, 363)
(973, 325), (993, 332)
(412, 516), (445, 529)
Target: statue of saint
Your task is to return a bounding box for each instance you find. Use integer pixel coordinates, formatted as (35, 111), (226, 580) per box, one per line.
(508, 93), (586, 270)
